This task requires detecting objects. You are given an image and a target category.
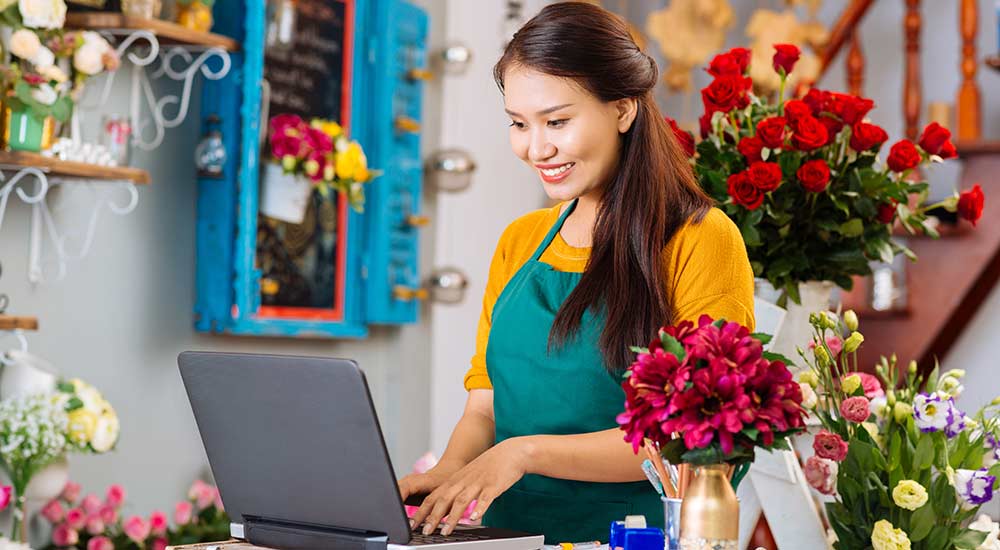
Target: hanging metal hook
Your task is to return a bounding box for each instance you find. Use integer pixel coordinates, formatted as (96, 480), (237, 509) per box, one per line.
(0, 329), (28, 366)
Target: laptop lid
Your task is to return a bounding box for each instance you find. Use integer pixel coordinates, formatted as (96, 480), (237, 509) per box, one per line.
(178, 351), (411, 544)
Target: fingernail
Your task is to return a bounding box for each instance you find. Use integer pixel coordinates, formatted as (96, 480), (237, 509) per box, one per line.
(470, 512), (478, 521)
(409, 519), (414, 528)
(441, 527), (451, 536)
(423, 525), (433, 535)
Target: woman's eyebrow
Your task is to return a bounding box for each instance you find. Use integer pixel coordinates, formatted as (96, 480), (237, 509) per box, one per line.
(504, 103), (574, 117)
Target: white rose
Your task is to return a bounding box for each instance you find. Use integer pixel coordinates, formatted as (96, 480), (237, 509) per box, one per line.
(970, 514), (1000, 550)
(30, 45), (54, 69)
(81, 31), (110, 50)
(9, 29), (41, 60)
(73, 41), (105, 75)
(38, 64), (67, 83)
(30, 83), (58, 105)
(18, 0), (66, 29)
(90, 413), (119, 453)
(800, 383), (817, 409)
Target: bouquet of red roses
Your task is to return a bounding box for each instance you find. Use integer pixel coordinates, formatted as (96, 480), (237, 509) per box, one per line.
(616, 315), (806, 470)
(670, 44), (985, 304)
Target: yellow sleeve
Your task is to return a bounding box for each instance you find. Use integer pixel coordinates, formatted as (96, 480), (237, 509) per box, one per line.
(666, 208), (756, 330)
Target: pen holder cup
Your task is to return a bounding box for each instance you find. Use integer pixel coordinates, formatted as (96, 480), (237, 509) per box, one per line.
(662, 497), (681, 550)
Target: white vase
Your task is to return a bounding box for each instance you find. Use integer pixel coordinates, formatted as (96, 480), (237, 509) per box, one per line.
(755, 280), (835, 371)
(259, 163), (313, 224)
(0, 350), (58, 401)
(24, 455), (69, 504)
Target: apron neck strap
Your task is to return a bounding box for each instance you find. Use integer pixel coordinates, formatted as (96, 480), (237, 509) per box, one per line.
(530, 199), (578, 262)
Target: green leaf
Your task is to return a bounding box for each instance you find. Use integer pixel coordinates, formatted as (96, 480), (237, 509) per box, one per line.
(838, 218), (865, 237)
(909, 503), (936, 541)
(740, 223), (761, 247)
(629, 346), (649, 354)
(65, 397), (84, 412)
(51, 96), (72, 122)
(750, 332), (773, 345)
(926, 526), (950, 549)
(954, 529), (989, 550)
(915, 433), (935, 470)
(659, 333), (686, 362)
(57, 381), (75, 393)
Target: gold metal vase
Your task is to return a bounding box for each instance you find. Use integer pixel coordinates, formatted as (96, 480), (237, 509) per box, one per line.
(679, 463), (739, 550)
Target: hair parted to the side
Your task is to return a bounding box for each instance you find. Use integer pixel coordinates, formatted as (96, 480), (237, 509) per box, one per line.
(494, 1), (713, 372)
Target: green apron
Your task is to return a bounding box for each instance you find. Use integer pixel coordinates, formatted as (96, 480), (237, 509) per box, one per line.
(483, 199), (662, 544)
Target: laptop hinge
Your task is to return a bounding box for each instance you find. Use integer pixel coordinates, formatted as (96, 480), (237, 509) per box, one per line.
(243, 516), (389, 550)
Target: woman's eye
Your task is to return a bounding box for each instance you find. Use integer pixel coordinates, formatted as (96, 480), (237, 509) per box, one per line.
(509, 121), (525, 129)
(547, 119), (568, 128)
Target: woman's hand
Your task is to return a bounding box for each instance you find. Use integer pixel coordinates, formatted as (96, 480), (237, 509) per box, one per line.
(398, 461), (463, 503)
(409, 438), (531, 536)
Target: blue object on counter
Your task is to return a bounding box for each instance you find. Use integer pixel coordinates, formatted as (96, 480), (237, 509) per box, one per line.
(609, 520), (664, 550)
(662, 497), (681, 550)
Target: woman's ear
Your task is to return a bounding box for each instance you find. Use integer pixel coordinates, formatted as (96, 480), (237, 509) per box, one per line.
(615, 98), (639, 134)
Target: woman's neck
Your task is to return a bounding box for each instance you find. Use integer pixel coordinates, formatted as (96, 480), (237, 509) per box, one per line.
(560, 194), (600, 248)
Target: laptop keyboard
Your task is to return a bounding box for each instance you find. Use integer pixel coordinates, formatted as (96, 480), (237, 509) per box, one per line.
(409, 528), (491, 545)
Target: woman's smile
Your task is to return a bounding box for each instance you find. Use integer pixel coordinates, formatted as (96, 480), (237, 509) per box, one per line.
(536, 162), (576, 183)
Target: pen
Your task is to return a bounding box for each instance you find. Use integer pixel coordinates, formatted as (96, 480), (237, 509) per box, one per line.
(640, 459), (664, 496)
(559, 541), (602, 550)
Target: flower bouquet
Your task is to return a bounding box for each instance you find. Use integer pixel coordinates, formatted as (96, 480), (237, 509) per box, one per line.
(1, 0), (119, 151)
(673, 43), (984, 305)
(261, 113), (379, 223)
(797, 310), (1000, 550)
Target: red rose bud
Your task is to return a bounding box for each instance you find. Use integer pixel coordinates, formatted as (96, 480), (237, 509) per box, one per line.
(791, 116), (829, 151)
(802, 88), (830, 115)
(829, 93), (874, 126)
(957, 184), (984, 226)
(877, 200), (898, 224)
(817, 116), (843, 146)
(738, 136), (765, 163)
(849, 122), (888, 152)
(783, 99), (812, 124)
(707, 47), (751, 77)
(756, 117), (787, 149)
(887, 139), (921, 172)
(666, 116), (696, 157)
(728, 171), (765, 210)
(796, 159), (831, 192)
(701, 74), (753, 114)
(698, 112), (712, 139)
(918, 122), (954, 157)
(748, 161), (783, 192)
(772, 43), (801, 75)
(939, 140), (957, 159)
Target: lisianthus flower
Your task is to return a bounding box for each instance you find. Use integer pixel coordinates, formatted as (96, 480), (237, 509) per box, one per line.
(892, 480), (928, 510)
(955, 468), (996, 507)
(842, 371), (885, 399)
(841, 396), (871, 423)
(871, 519), (911, 550)
(913, 393), (967, 437)
(813, 430), (848, 461)
(804, 456), (837, 495)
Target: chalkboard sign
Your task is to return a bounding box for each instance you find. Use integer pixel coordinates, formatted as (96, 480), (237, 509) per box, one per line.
(263, 0), (353, 126)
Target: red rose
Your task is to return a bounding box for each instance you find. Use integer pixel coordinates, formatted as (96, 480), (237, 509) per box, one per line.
(666, 116), (696, 157)
(783, 99), (812, 124)
(772, 43), (801, 75)
(701, 74), (752, 114)
(802, 88), (830, 115)
(796, 159), (831, 192)
(877, 200), (898, 224)
(727, 171), (764, 210)
(23, 73), (46, 86)
(813, 429), (849, 462)
(918, 122), (954, 157)
(747, 161), (783, 192)
(887, 139), (921, 172)
(698, 113), (712, 139)
(756, 117), (787, 149)
(957, 184), (984, 226)
(939, 140), (957, 159)
(818, 116), (844, 145)
(791, 116), (829, 151)
(829, 93), (874, 125)
(707, 47), (751, 77)
(738, 136), (764, 163)
(849, 122), (888, 152)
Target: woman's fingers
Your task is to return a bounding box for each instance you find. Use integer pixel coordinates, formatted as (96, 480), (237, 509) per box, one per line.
(409, 487), (441, 532)
(468, 490), (496, 522)
(421, 492), (457, 535)
(439, 488), (479, 536)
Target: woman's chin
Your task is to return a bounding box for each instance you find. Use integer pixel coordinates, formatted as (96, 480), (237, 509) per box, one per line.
(541, 183), (581, 203)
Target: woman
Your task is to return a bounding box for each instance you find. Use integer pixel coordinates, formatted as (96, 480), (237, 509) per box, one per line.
(399, 2), (754, 543)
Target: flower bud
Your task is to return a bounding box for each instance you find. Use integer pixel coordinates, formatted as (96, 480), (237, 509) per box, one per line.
(822, 311), (839, 330)
(991, 396), (1000, 407)
(942, 369), (966, 380)
(844, 310), (859, 332)
(875, 364), (886, 378)
(809, 312), (822, 328)
(798, 370), (819, 388)
(844, 332), (865, 353)
(281, 154), (297, 171)
(842, 374), (861, 395)
(814, 346), (831, 368)
(893, 401), (912, 424)
(908, 360), (918, 375)
(886, 390), (896, 406)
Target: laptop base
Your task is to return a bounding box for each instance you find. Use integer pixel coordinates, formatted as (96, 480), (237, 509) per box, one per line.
(241, 517), (389, 550)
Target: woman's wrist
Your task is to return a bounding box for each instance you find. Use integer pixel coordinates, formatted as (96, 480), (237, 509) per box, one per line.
(502, 435), (540, 476)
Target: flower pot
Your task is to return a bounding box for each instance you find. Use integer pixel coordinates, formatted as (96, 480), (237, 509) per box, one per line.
(260, 162), (313, 224)
(23, 455), (69, 504)
(3, 106), (55, 152)
(177, 0), (213, 32)
(679, 464), (739, 549)
(0, 350), (58, 401)
(755, 279), (834, 371)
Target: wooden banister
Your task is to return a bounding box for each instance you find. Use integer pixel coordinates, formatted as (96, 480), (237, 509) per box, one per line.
(903, 0), (922, 140)
(818, 0), (875, 76)
(846, 30), (865, 96)
(956, 0), (981, 140)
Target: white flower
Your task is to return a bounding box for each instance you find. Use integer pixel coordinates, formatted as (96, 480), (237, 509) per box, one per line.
(0, 393), (68, 478)
(9, 29), (41, 60)
(955, 468), (996, 508)
(870, 395), (888, 421)
(90, 413), (119, 453)
(38, 64), (67, 83)
(73, 41), (106, 75)
(0, 536), (34, 550)
(800, 383), (817, 409)
(970, 514), (1000, 550)
(18, 0), (66, 29)
(30, 45), (55, 69)
(914, 393), (960, 434)
(30, 83), (57, 105)
(938, 375), (965, 398)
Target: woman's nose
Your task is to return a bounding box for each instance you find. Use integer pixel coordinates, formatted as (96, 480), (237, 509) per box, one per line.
(528, 131), (556, 162)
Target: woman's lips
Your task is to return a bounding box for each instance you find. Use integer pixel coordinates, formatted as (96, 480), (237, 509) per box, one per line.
(537, 162), (575, 183)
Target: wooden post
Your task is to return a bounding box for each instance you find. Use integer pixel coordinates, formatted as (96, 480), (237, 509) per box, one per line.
(956, 0), (981, 139)
(847, 30), (865, 96)
(903, 0), (922, 140)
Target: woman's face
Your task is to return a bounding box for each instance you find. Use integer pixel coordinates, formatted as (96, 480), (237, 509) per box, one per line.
(503, 67), (636, 203)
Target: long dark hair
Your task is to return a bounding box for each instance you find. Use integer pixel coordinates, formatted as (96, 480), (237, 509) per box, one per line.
(494, 2), (713, 371)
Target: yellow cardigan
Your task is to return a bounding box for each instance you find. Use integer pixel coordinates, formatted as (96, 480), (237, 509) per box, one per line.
(463, 203), (756, 391)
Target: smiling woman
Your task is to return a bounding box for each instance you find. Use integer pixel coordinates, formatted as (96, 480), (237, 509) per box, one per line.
(398, 2), (754, 544)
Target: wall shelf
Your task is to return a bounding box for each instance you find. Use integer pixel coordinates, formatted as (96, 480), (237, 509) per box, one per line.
(66, 12), (240, 51)
(0, 152), (150, 184)
(956, 140), (1000, 157)
(0, 315), (38, 330)
(986, 55), (999, 73)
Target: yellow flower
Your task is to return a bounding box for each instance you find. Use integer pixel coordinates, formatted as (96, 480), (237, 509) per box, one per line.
(281, 154), (297, 171)
(798, 370), (819, 388)
(871, 519), (911, 550)
(862, 422), (883, 449)
(304, 158), (321, 177)
(335, 141), (370, 181)
(844, 331), (865, 353)
(842, 374), (861, 395)
(893, 402), (913, 424)
(814, 345), (831, 368)
(844, 309), (859, 331)
(892, 480), (928, 511)
(67, 408), (98, 445)
(310, 119), (342, 138)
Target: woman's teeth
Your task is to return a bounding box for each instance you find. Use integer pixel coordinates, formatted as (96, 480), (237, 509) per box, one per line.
(541, 163), (574, 177)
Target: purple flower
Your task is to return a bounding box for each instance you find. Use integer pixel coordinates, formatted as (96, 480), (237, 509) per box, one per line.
(955, 468), (996, 507)
(913, 393), (967, 438)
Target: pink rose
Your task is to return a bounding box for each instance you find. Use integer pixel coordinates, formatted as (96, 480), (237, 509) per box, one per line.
(188, 479), (217, 510)
(174, 500), (193, 526)
(149, 510), (168, 537)
(99, 504), (118, 525)
(88, 536), (115, 550)
(304, 127), (333, 155)
(270, 133), (303, 159)
(813, 430), (849, 461)
(66, 507), (87, 530)
(152, 538), (169, 550)
(105, 484), (126, 508)
(0, 486), (10, 512)
(842, 371), (885, 399)
(86, 515), (105, 535)
(82, 494), (102, 514)
(52, 523), (80, 547)
(270, 114), (303, 136)
(123, 515), (151, 544)
(61, 481), (81, 503)
(41, 499), (65, 523)
(214, 490), (224, 511)
(804, 456), (838, 495)
(840, 396), (872, 423)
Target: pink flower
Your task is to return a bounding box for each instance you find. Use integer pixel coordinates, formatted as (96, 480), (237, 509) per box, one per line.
(149, 510), (169, 537)
(804, 456), (838, 495)
(105, 484), (126, 508)
(809, 335), (843, 359)
(52, 523), (80, 546)
(99, 504), (118, 525)
(840, 396), (871, 423)
(0, 486), (9, 512)
(813, 430), (849, 461)
(270, 132), (303, 159)
(189, 479), (217, 510)
(23, 73), (46, 86)
(86, 515), (105, 535)
(88, 536), (115, 550)
(66, 507), (86, 530)
(123, 515), (151, 544)
(61, 481), (81, 503)
(270, 114), (303, 135)
(41, 499), (65, 523)
(842, 371), (885, 399)
(82, 494), (102, 514)
(174, 500), (194, 526)
(152, 538), (169, 550)
(303, 126), (333, 155)
(214, 489), (224, 511)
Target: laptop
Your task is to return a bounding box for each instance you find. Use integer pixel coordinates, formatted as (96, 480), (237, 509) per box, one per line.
(178, 351), (544, 550)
